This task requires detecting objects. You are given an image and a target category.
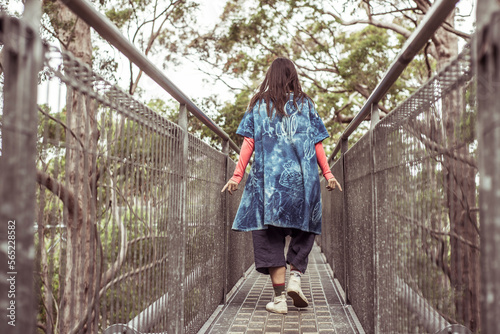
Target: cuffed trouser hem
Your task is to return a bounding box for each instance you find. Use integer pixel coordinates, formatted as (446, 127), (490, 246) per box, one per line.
(252, 225), (316, 275)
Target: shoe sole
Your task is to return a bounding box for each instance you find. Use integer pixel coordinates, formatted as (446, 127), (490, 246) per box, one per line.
(266, 306), (287, 314)
(287, 290), (308, 308)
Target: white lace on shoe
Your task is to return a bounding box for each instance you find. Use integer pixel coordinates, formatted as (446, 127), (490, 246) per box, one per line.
(265, 291), (288, 314)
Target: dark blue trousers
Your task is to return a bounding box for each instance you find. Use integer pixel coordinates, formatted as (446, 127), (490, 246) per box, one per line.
(251, 225), (316, 275)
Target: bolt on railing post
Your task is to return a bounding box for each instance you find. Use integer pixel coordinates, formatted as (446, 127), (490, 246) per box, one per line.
(0, 3), (42, 334)
(221, 139), (230, 304)
(340, 137), (349, 303)
(369, 103), (379, 331)
(178, 103), (189, 333)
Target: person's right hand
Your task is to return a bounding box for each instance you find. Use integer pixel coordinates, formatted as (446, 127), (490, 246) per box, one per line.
(326, 177), (342, 192)
(221, 179), (239, 195)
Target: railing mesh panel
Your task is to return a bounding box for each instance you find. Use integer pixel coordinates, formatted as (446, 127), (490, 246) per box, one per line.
(344, 133), (375, 332)
(29, 44), (254, 334)
(320, 46), (478, 333)
(226, 168), (255, 292)
(184, 134), (226, 332)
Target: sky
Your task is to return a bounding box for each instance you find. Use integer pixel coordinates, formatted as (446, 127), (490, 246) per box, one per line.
(3, 0), (231, 113)
(126, 0), (236, 103)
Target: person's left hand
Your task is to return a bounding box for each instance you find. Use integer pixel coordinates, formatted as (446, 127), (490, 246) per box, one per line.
(221, 179), (239, 195)
(326, 177), (342, 192)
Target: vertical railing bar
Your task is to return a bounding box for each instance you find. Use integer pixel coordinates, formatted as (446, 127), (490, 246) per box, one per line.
(152, 116), (161, 330)
(402, 125), (407, 332)
(91, 97), (101, 334)
(78, 89), (90, 334)
(110, 113), (121, 327)
(101, 108), (111, 331)
(136, 116), (143, 327)
(111, 112), (120, 327)
(53, 76), (65, 334)
(152, 117), (161, 330)
(369, 103), (379, 332)
(476, 2), (500, 331)
(140, 118), (148, 329)
(79, 91), (90, 333)
(160, 122), (168, 330)
(39, 70), (52, 334)
(64, 60), (77, 331)
(221, 139), (230, 305)
(340, 137), (349, 303)
(145, 118), (152, 330)
(178, 103), (188, 333)
(123, 111), (134, 326)
(148, 118), (155, 329)
(0, 3), (41, 333)
(166, 124), (178, 332)
(58, 57), (70, 334)
(150, 118), (158, 328)
(82, 92), (95, 333)
(117, 111), (126, 325)
(141, 114), (149, 327)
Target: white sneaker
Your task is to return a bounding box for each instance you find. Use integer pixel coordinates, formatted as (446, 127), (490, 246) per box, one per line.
(265, 291), (288, 314)
(287, 275), (308, 307)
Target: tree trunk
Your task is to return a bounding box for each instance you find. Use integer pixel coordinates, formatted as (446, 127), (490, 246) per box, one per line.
(44, 1), (99, 333)
(436, 11), (481, 332)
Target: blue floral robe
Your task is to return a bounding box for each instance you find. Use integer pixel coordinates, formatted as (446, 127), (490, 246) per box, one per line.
(232, 95), (329, 234)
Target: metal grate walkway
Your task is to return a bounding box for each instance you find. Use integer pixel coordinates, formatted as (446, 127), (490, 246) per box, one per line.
(202, 244), (364, 334)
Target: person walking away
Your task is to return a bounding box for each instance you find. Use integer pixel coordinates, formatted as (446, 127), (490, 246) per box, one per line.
(221, 57), (342, 314)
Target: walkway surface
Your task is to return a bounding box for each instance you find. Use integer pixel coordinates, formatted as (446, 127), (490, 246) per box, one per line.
(201, 244), (364, 334)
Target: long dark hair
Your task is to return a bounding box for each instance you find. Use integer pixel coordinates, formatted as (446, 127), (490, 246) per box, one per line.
(248, 57), (311, 117)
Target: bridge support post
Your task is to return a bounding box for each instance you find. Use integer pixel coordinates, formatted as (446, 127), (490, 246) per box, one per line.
(476, 1), (500, 332)
(0, 2), (42, 334)
(222, 139), (230, 304)
(166, 103), (188, 333)
(178, 103), (188, 333)
(340, 137), (349, 303)
(369, 104), (379, 332)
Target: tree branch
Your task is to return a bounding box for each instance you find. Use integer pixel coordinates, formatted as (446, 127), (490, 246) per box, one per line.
(322, 9), (412, 38)
(99, 253), (168, 298)
(354, 83), (390, 114)
(38, 106), (85, 149)
(40, 21), (68, 49)
(37, 322), (47, 332)
(131, 0), (188, 94)
(393, 212), (479, 251)
(99, 176), (128, 288)
(440, 22), (471, 40)
(370, 7), (419, 17)
(36, 169), (77, 219)
(406, 121), (478, 170)
(424, 42), (432, 79)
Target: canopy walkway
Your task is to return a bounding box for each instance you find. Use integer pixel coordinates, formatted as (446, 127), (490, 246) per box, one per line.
(1, 0), (499, 333)
(204, 244), (363, 334)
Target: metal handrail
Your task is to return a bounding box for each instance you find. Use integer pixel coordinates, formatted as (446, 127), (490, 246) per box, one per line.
(328, 0), (460, 163)
(61, 0), (240, 153)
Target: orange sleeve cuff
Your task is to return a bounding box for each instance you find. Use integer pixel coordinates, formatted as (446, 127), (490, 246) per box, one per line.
(230, 137), (255, 183)
(315, 142), (334, 180)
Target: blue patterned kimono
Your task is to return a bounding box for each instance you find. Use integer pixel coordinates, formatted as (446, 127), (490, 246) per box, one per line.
(232, 95), (329, 234)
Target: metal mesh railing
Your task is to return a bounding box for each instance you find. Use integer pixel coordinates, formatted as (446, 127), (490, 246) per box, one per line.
(319, 47), (477, 333)
(0, 14), (254, 332)
(5, 1), (500, 332)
